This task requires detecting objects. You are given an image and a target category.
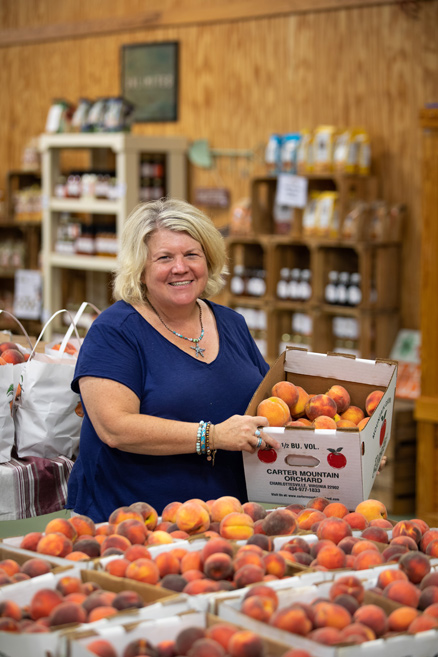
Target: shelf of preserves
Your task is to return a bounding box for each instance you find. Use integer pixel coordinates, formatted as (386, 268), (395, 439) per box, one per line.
(39, 133), (188, 332)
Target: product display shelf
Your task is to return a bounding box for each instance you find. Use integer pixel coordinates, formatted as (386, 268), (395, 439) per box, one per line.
(39, 133), (188, 334)
(225, 232), (400, 362)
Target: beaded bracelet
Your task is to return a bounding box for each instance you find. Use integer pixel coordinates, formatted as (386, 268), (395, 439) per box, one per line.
(196, 420), (216, 465)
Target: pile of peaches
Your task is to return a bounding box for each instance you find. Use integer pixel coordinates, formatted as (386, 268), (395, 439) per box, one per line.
(84, 624), (308, 657)
(257, 380), (383, 429)
(0, 341), (27, 365)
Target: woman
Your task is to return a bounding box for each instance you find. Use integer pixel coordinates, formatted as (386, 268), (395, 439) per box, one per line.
(66, 198), (280, 522)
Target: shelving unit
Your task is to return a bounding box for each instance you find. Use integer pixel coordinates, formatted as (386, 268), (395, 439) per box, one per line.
(224, 173), (400, 363)
(39, 133), (188, 330)
(0, 171), (43, 334)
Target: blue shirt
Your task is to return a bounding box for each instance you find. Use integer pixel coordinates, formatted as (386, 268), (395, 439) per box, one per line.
(66, 300), (269, 521)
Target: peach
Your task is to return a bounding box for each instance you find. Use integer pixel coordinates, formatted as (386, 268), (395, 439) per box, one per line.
(100, 534), (131, 553)
(308, 626), (342, 645)
(355, 498), (387, 521)
(317, 517), (352, 544)
(408, 614), (438, 633)
(244, 584), (279, 607)
(82, 590), (116, 614)
(112, 590), (144, 611)
(174, 627), (207, 655)
(336, 419), (357, 428)
(0, 618), (20, 632)
(201, 537), (234, 562)
(387, 605), (420, 632)
(289, 386), (310, 418)
(125, 557), (160, 585)
(0, 600), (22, 621)
(203, 552), (234, 580)
(183, 579), (220, 595)
(383, 579), (421, 607)
(69, 514), (95, 537)
(426, 540), (438, 557)
(398, 550), (431, 584)
(329, 575), (365, 603)
(353, 604), (388, 636)
(36, 532), (73, 558)
(227, 630), (265, 657)
(147, 530), (174, 545)
(72, 537), (101, 558)
(313, 600), (352, 630)
(353, 548), (385, 570)
(220, 512), (254, 540)
(283, 536), (312, 554)
(306, 496), (330, 512)
(272, 380), (299, 410)
(392, 519), (422, 544)
(95, 523), (112, 536)
(175, 500), (211, 534)
(376, 568), (409, 589)
(420, 528), (438, 552)
(161, 501), (183, 523)
(313, 415), (337, 429)
(210, 495), (243, 522)
(115, 518), (148, 544)
(340, 405), (365, 424)
(360, 525), (389, 544)
(0, 558), (20, 577)
(104, 557), (130, 578)
(331, 594), (360, 616)
(247, 534), (273, 551)
(0, 341), (20, 353)
(370, 517), (393, 528)
(124, 638), (158, 657)
(357, 417), (370, 431)
(55, 575), (84, 596)
(241, 594), (276, 623)
(262, 509), (297, 536)
(45, 517), (78, 541)
(423, 602), (438, 619)
(262, 552), (287, 578)
(160, 573), (189, 592)
(286, 419), (308, 427)
(86, 639), (118, 657)
(418, 585), (438, 610)
(49, 601), (88, 627)
(233, 564), (265, 588)
(108, 506), (143, 526)
(365, 390), (384, 415)
(316, 543), (347, 569)
(20, 531), (43, 552)
(410, 517), (429, 536)
(343, 512), (369, 530)
(326, 384), (351, 414)
(29, 588), (64, 620)
(305, 394), (337, 421)
(269, 605), (313, 635)
(187, 637), (226, 656)
(420, 572), (438, 590)
(296, 508), (325, 530)
(242, 501), (267, 522)
(206, 623), (239, 651)
(257, 396), (290, 426)
(323, 502), (350, 519)
(337, 536), (361, 554)
(181, 550), (203, 573)
(340, 622), (376, 642)
(129, 501), (159, 530)
(381, 546), (408, 563)
(390, 535), (419, 551)
(11, 572), (31, 582)
(1, 348), (25, 364)
(88, 606), (118, 622)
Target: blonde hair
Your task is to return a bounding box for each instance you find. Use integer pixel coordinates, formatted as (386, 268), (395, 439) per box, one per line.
(112, 198), (229, 304)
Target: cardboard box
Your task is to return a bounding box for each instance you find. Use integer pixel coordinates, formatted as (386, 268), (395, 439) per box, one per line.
(244, 348), (398, 510)
(67, 610), (293, 657)
(217, 579), (438, 657)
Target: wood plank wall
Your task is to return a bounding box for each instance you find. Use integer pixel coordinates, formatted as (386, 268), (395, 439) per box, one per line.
(0, 0), (437, 330)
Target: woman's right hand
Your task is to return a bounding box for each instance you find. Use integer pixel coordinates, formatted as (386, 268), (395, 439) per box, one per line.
(214, 414), (281, 454)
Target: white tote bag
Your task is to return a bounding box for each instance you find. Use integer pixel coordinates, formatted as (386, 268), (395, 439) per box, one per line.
(14, 306), (92, 459)
(0, 310), (33, 463)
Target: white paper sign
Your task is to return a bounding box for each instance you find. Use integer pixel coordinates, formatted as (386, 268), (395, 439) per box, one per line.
(13, 270), (42, 319)
(275, 173), (308, 208)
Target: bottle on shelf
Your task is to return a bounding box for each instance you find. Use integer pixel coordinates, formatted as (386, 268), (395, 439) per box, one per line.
(230, 265), (246, 296)
(347, 272), (362, 306)
(276, 267), (291, 300)
(288, 267), (301, 300)
(299, 269), (312, 301)
(246, 269), (266, 297)
(325, 270), (339, 304)
(336, 271), (350, 306)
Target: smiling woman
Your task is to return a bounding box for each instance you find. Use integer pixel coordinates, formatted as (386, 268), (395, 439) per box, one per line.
(66, 198), (281, 522)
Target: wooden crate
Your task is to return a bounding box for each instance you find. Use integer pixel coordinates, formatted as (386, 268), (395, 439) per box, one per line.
(371, 399), (417, 516)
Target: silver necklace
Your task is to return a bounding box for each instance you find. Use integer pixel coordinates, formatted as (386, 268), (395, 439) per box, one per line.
(146, 297), (205, 358)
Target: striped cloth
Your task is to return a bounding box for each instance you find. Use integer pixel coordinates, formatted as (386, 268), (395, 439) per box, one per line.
(0, 455), (74, 520)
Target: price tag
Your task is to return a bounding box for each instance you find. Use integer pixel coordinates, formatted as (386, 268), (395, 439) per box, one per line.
(275, 174), (308, 208)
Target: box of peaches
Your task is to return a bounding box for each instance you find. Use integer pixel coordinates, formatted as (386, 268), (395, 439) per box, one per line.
(243, 348), (397, 510)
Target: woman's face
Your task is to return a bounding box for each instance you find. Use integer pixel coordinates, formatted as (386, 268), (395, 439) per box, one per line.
(143, 229), (209, 309)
